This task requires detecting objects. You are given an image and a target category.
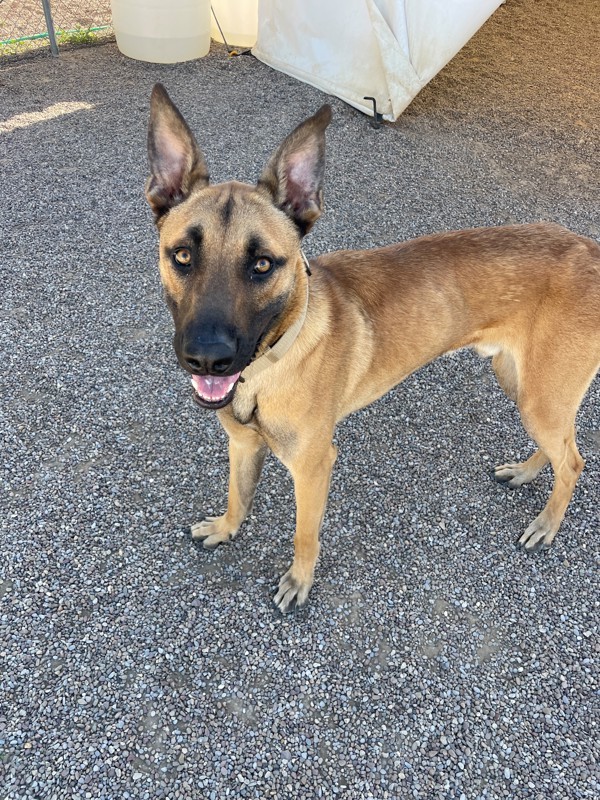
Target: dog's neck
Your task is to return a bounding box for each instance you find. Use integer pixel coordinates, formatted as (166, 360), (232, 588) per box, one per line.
(241, 253), (310, 382)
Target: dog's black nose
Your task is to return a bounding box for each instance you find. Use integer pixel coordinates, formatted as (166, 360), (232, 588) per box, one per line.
(180, 327), (238, 375)
(185, 350), (233, 374)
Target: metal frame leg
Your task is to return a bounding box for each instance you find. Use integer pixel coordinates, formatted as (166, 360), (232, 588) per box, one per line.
(41, 0), (59, 56)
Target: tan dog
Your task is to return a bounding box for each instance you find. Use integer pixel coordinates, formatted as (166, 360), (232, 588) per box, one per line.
(146, 84), (600, 612)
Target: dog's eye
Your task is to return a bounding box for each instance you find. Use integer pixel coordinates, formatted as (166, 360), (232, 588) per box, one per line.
(253, 257), (273, 275)
(173, 248), (192, 267)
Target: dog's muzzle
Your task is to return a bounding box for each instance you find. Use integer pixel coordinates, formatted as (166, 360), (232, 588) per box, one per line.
(177, 324), (245, 409)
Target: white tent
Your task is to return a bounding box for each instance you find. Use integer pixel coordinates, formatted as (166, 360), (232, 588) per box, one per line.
(253, 0), (504, 121)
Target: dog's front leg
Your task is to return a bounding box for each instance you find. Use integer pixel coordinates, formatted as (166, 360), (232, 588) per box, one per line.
(274, 441), (338, 613)
(191, 416), (268, 549)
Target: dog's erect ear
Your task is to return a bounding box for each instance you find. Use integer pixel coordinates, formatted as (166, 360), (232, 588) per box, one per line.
(146, 83), (209, 221)
(258, 105), (332, 236)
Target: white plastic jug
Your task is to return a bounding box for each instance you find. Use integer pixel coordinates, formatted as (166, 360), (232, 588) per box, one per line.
(112, 0), (211, 63)
(211, 0), (258, 49)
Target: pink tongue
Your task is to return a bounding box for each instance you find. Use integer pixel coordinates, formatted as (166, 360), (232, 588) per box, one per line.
(191, 372), (241, 402)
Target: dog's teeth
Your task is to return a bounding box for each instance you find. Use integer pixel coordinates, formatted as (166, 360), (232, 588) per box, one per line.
(189, 371), (241, 404)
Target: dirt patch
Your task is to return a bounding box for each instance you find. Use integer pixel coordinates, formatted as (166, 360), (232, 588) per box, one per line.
(0, 0), (112, 56)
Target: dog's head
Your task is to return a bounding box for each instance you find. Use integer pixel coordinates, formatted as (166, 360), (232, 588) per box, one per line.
(145, 84), (332, 409)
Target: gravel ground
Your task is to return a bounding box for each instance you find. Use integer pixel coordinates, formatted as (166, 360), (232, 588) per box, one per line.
(1, 0), (599, 797)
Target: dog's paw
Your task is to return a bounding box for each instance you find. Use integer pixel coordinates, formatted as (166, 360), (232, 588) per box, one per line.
(494, 461), (534, 488)
(517, 511), (559, 552)
(273, 567), (313, 614)
(190, 515), (237, 549)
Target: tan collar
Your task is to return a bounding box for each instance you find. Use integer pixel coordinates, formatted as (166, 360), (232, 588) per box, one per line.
(241, 257), (310, 382)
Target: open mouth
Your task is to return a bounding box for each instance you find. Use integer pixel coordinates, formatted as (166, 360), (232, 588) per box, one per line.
(190, 372), (241, 409)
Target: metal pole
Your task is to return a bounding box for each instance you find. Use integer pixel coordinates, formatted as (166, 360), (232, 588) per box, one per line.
(41, 0), (59, 56)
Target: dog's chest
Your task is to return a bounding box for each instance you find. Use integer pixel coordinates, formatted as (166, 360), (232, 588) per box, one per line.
(232, 385), (258, 426)
(229, 386), (297, 462)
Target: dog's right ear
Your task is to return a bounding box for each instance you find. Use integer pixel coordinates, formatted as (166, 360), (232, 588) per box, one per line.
(146, 84), (209, 221)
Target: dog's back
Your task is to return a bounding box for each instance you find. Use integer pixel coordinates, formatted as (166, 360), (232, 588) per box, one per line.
(310, 223), (600, 408)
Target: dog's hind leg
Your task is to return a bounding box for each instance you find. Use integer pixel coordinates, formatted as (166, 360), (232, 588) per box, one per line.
(191, 421), (268, 549)
(512, 353), (597, 551)
(515, 419), (584, 552)
(491, 350), (519, 402)
(492, 350), (549, 487)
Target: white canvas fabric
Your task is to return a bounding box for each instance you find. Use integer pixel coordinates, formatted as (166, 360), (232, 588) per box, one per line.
(253, 0), (504, 121)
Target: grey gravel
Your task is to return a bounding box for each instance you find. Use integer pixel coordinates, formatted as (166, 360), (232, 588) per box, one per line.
(1, 1), (599, 798)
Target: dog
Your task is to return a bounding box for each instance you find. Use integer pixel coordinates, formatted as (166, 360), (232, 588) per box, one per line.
(146, 84), (600, 612)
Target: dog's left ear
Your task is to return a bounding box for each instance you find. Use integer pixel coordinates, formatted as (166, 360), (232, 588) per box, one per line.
(146, 83), (209, 221)
(258, 105), (332, 236)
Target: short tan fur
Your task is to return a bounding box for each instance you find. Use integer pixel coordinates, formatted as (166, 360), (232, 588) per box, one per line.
(146, 85), (600, 612)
